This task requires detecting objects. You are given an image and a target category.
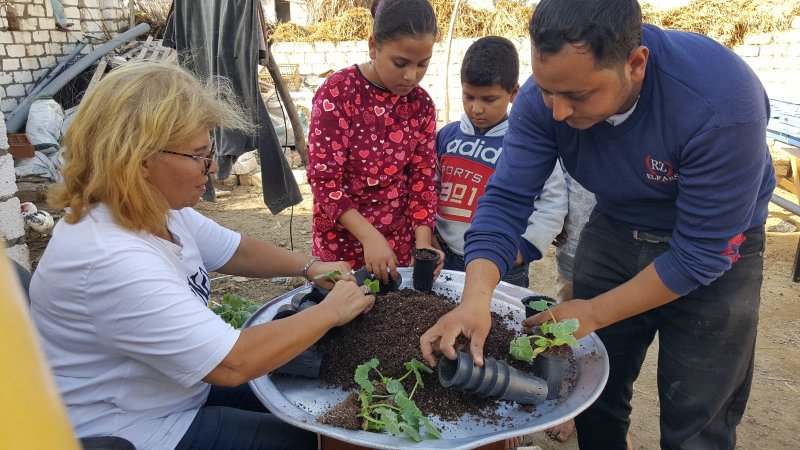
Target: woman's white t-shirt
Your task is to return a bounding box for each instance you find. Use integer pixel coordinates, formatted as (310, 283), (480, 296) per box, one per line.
(30, 205), (241, 450)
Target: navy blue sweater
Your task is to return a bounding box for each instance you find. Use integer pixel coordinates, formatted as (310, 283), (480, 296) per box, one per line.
(464, 25), (776, 295)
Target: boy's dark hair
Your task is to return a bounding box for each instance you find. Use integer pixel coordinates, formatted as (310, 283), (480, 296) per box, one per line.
(528, 0), (642, 68)
(370, 0), (438, 45)
(460, 36), (519, 92)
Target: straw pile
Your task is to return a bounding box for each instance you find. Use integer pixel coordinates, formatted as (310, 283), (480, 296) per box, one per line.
(272, 7), (371, 42)
(270, 0), (800, 48)
(660, 0), (800, 48)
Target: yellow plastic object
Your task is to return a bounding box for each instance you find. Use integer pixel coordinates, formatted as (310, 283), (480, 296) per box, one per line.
(0, 255), (80, 449)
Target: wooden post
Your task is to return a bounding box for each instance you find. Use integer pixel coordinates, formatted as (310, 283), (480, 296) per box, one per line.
(443, 0), (463, 124)
(257, 5), (309, 166)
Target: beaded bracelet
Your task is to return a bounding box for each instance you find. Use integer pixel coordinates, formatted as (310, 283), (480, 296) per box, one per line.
(301, 257), (321, 281)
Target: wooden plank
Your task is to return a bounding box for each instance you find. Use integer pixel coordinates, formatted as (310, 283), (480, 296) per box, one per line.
(779, 177), (799, 196)
(135, 35), (154, 60)
(84, 57), (109, 95)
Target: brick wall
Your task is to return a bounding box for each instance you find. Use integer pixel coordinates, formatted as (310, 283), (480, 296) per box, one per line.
(733, 17), (800, 101)
(0, 0), (130, 113)
(271, 38), (535, 126)
(271, 18), (800, 124)
(1, 0), (129, 267)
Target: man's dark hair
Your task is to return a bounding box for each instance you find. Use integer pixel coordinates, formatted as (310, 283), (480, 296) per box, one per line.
(370, 0), (439, 45)
(460, 36), (519, 92)
(528, 0), (642, 68)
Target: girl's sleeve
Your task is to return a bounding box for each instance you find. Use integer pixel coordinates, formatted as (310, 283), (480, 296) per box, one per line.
(307, 81), (355, 222)
(406, 99), (438, 230)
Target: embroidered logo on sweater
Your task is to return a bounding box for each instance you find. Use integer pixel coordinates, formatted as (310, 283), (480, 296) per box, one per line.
(645, 155), (679, 183)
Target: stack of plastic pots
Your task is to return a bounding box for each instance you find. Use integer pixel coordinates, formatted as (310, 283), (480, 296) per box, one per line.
(438, 350), (548, 405)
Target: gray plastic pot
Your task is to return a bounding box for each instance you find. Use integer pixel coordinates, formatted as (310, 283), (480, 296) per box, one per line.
(438, 350), (548, 405)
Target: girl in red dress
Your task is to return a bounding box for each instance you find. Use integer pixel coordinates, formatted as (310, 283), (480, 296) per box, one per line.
(307, 0), (444, 283)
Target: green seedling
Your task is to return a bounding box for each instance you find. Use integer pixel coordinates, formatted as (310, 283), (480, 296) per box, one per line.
(353, 358), (441, 442)
(210, 292), (261, 328)
(313, 270), (341, 284)
(509, 299), (580, 363)
(362, 278), (380, 294)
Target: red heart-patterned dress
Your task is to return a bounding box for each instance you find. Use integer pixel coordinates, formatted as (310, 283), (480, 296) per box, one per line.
(307, 65), (437, 268)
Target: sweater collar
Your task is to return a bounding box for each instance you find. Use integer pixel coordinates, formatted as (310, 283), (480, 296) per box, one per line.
(458, 113), (508, 137)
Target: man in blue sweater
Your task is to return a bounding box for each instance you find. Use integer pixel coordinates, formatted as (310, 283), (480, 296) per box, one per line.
(420, 1), (775, 448)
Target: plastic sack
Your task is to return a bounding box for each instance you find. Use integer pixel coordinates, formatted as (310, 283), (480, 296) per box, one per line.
(14, 151), (63, 183)
(26, 95), (65, 147)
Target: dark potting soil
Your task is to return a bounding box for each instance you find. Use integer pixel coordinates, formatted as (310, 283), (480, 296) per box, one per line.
(314, 288), (576, 430)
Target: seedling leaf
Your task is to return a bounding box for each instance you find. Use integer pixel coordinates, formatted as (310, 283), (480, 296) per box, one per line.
(363, 278), (380, 294)
(527, 299), (552, 312)
(386, 379), (407, 397)
(421, 416), (442, 439)
(314, 270), (341, 283)
(509, 336), (535, 362)
(355, 358), (379, 393)
(376, 406), (401, 436)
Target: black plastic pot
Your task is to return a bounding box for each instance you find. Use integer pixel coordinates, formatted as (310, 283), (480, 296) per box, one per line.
(272, 303), (298, 320)
(273, 349), (322, 378)
(438, 350), (548, 405)
(523, 295), (570, 400)
(522, 294), (558, 319)
(534, 353), (570, 400)
(412, 248), (440, 292)
(353, 267), (402, 295)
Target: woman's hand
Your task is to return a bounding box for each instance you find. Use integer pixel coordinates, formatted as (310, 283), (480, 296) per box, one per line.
(362, 234), (398, 284)
(307, 260), (353, 290)
(318, 280), (375, 327)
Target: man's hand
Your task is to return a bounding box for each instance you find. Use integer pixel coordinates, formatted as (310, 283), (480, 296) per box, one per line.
(522, 299), (598, 339)
(420, 300), (492, 367)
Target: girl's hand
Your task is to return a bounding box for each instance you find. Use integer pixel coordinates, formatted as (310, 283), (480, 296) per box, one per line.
(307, 260), (354, 290)
(362, 234), (398, 284)
(318, 280), (375, 327)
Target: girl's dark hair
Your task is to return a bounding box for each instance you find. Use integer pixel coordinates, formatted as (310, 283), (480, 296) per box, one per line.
(461, 36), (519, 92)
(370, 0), (438, 45)
(528, 0), (641, 68)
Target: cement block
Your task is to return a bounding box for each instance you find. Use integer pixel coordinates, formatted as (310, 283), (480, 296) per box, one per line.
(7, 44), (26, 58)
(14, 32), (32, 45)
(0, 154), (17, 198)
(1, 98), (18, 114)
(26, 44), (45, 57)
(20, 57), (39, 70)
(32, 30), (50, 42)
(6, 84), (25, 97)
(0, 197), (25, 241)
(5, 244), (31, 271)
(13, 71), (32, 84)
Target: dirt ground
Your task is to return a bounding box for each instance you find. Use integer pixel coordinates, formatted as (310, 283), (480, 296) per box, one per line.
(24, 181), (800, 449)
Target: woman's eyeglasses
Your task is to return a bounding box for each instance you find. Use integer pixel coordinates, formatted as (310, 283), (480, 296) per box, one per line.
(160, 138), (216, 175)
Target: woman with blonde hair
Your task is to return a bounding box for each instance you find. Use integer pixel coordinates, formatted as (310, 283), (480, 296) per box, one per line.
(30, 61), (374, 450)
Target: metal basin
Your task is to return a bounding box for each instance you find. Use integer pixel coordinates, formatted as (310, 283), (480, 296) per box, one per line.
(246, 268), (609, 449)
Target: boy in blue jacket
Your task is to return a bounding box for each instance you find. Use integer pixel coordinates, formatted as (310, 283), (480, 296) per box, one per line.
(422, 1), (775, 449)
(434, 36), (566, 288)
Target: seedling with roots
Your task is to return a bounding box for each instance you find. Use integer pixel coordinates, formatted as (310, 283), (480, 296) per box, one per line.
(353, 358), (441, 442)
(509, 299), (580, 363)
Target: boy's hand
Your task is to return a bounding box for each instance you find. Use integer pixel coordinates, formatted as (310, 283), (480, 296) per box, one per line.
(362, 234), (398, 284)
